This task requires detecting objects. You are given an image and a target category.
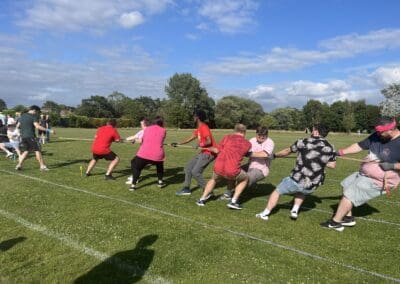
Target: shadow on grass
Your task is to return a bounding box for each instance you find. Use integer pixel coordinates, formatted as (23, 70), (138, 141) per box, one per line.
(329, 202), (380, 217)
(239, 183), (276, 204)
(118, 166), (185, 188)
(0, 236), (26, 252)
(74, 234), (158, 284)
(50, 159), (89, 169)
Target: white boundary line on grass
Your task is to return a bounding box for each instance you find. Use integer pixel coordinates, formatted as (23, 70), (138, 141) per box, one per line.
(0, 208), (170, 284)
(1, 169), (400, 282)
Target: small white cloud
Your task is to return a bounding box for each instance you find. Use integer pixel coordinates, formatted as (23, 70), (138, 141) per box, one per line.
(185, 33), (198, 40)
(370, 66), (400, 86)
(118, 11), (145, 29)
(248, 85), (274, 98)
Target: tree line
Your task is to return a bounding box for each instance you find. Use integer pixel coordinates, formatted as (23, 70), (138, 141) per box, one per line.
(0, 74), (399, 132)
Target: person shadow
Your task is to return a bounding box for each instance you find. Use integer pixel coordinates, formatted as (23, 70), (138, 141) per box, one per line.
(330, 203), (380, 217)
(0, 236), (26, 252)
(74, 234), (158, 284)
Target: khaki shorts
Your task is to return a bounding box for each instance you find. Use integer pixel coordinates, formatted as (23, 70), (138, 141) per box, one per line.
(342, 172), (384, 207)
(212, 170), (248, 183)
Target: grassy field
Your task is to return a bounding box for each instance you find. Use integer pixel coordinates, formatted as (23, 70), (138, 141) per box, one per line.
(1, 128), (399, 283)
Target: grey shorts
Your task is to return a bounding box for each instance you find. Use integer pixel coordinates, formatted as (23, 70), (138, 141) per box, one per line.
(276, 177), (315, 195)
(247, 168), (265, 188)
(342, 172), (384, 207)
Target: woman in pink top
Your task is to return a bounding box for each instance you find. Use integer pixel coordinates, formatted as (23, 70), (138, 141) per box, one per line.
(129, 116), (166, 191)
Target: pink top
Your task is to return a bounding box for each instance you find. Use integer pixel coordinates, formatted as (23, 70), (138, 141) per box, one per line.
(248, 137), (275, 176)
(137, 125), (166, 161)
(360, 157), (400, 189)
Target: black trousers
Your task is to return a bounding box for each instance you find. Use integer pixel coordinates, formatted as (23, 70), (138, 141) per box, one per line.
(131, 156), (164, 184)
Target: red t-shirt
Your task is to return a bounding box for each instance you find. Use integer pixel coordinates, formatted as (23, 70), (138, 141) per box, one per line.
(214, 134), (251, 178)
(194, 122), (216, 156)
(91, 125), (120, 155)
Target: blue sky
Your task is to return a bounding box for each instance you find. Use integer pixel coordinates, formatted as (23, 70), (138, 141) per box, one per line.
(0, 0), (399, 111)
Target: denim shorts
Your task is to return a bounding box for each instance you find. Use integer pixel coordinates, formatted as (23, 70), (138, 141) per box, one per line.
(276, 177), (315, 195)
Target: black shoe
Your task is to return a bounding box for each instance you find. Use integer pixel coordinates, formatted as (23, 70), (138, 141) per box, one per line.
(320, 219), (344, 232)
(341, 216), (356, 227)
(85, 173), (91, 177)
(104, 174), (116, 180)
(157, 180), (166, 188)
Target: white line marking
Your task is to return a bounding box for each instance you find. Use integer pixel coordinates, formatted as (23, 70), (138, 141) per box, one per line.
(0, 208), (170, 284)
(1, 169), (399, 282)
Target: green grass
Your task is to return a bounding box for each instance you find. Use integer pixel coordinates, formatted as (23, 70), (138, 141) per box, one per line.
(1, 128), (399, 283)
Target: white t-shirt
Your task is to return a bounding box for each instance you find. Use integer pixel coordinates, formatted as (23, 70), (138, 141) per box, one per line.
(248, 137), (275, 177)
(7, 128), (20, 143)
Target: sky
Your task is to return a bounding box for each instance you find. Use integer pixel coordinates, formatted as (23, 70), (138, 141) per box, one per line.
(0, 0), (399, 111)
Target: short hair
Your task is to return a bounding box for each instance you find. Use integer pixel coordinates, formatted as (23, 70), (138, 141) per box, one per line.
(376, 116), (396, 127)
(29, 105), (41, 112)
(256, 126), (268, 137)
(234, 123), (246, 134)
(107, 118), (117, 127)
(194, 110), (206, 122)
(140, 118), (150, 127)
(153, 116), (164, 127)
(313, 123), (329, 137)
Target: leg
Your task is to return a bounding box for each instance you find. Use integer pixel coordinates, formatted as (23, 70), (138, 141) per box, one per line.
(200, 178), (217, 200)
(0, 143), (13, 156)
(86, 159), (97, 174)
(231, 175), (249, 203)
(265, 190), (281, 212)
(106, 156), (119, 175)
(332, 196), (353, 223)
(131, 157), (147, 184)
(35, 151), (46, 168)
(191, 154), (214, 189)
(291, 192), (306, 212)
(183, 155), (198, 188)
(155, 161), (164, 182)
(16, 151), (29, 169)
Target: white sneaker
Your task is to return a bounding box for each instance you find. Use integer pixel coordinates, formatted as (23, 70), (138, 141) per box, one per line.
(290, 211), (298, 220)
(40, 166), (49, 171)
(255, 212), (269, 221)
(6, 152), (13, 158)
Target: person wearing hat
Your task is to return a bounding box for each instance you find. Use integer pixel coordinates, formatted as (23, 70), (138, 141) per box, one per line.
(15, 105), (54, 171)
(0, 117), (21, 159)
(321, 116), (400, 232)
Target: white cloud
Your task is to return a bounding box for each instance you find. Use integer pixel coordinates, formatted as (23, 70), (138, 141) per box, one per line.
(198, 0), (259, 34)
(118, 11), (145, 28)
(17, 0), (172, 32)
(248, 85), (274, 98)
(370, 66), (400, 86)
(203, 29), (400, 75)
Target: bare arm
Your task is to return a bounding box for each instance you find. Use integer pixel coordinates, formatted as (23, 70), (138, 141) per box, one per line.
(200, 146), (219, 154)
(33, 121), (51, 132)
(274, 147), (292, 158)
(339, 143), (363, 155)
(179, 134), (197, 145)
(327, 161), (336, 169)
(250, 151), (270, 158)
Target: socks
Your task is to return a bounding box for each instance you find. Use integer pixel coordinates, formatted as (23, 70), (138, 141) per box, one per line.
(262, 209), (271, 216)
(291, 204), (300, 213)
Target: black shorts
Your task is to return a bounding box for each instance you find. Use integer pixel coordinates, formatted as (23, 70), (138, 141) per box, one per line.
(93, 151), (117, 161)
(38, 130), (46, 135)
(21, 137), (41, 152)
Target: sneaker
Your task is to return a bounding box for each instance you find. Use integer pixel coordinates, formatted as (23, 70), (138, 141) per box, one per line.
(255, 212), (269, 221)
(157, 180), (166, 188)
(227, 202), (242, 210)
(219, 190), (233, 200)
(85, 173), (91, 177)
(203, 192), (215, 201)
(104, 174), (116, 180)
(290, 211), (298, 220)
(40, 166), (49, 171)
(15, 165), (22, 171)
(176, 187), (191, 196)
(320, 219), (344, 232)
(196, 199), (206, 206)
(128, 184), (136, 192)
(6, 152), (13, 159)
(340, 216), (356, 227)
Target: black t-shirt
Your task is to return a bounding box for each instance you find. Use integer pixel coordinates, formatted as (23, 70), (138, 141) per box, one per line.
(289, 136), (336, 190)
(0, 125), (9, 143)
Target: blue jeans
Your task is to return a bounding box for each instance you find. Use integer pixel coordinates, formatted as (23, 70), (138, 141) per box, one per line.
(276, 177), (314, 195)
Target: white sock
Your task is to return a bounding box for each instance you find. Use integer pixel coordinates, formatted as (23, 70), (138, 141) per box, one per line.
(231, 198), (237, 204)
(291, 205), (300, 213)
(262, 209), (271, 216)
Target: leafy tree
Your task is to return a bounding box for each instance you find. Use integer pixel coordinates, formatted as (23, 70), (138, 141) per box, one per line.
(107, 92), (129, 118)
(0, 99), (7, 111)
(259, 114), (277, 129)
(271, 108), (296, 130)
(165, 73), (215, 128)
(342, 112), (356, 133)
(214, 96), (264, 129)
(302, 100), (331, 128)
(329, 100), (352, 131)
(13, 105), (27, 113)
(380, 83), (400, 117)
(75, 96), (115, 118)
(42, 100), (61, 113)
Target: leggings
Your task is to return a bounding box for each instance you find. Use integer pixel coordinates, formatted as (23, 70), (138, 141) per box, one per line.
(131, 156), (164, 184)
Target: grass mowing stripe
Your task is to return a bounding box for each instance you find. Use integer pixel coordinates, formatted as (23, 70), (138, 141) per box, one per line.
(0, 208), (170, 284)
(1, 170), (400, 282)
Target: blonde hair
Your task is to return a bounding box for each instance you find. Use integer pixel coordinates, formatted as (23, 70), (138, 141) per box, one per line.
(234, 123), (246, 134)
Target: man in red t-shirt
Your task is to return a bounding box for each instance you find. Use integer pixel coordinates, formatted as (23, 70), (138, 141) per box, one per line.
(196, 123), (251, 209)
(172, 110), (216, 195)
(85, 119), (121, 180)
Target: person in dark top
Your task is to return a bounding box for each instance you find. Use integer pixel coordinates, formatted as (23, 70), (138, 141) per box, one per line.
(0, 120), (13, 158)
(15, 105), (54, 171)
(256, 124), (336, 221)
(45, 114), (51, 142)
(321, 117), (400, 232)
(38, 114), (47, 144)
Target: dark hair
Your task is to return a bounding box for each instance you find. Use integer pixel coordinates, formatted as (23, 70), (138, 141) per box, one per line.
(140, 117), (150, 127)
(313, 123), (329, 137)
(194, 110), (206, 122)
(29, 105), (41, 112)
(256, 126), (268, 137)
(376, 116), (396, 127)
(107, 118), (117, 127)
(153, 116), (164, 127)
